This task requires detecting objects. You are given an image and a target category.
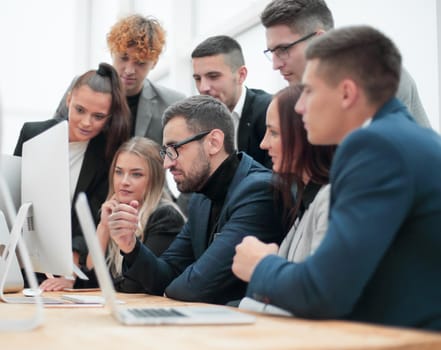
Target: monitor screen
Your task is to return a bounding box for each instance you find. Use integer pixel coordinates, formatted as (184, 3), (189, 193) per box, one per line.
(21, 121), (72, 276)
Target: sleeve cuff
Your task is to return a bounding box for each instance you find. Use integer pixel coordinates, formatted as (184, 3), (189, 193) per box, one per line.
(121, 239), (141, 268)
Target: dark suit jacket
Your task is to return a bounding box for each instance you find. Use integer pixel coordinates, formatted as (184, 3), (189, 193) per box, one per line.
(238, 88), (272, 168)
(53, 78), (185, 145)
(247, 98), (441, 330)
(122, 153), (284, 304)
(14, 119), (109, 264)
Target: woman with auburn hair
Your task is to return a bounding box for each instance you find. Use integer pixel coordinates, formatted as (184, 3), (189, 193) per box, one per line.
(261, 85), (336, 261)
(233, 84), (336, 312)
(86, 136), (185, 292)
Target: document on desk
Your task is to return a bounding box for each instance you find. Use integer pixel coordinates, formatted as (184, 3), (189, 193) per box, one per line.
(4, 295), (105, 308)
(44, 295), (104, 308)
(239, 297), (293, 317)
(61, 294), (125, 305)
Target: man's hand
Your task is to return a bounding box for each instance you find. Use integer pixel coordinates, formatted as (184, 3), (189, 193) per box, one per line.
(232, 236), (278, 282)
(108, 200), (139, 254)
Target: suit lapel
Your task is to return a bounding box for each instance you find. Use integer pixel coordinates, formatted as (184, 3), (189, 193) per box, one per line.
(238, 89), (255, 150)
(135, 81), (156, 137)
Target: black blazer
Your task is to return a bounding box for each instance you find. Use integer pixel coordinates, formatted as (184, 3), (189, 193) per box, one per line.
(14, 119), (109, 265)
(238, 88), (272, 168)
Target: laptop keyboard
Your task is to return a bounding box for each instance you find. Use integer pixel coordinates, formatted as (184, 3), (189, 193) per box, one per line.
(127, 308), (186, 318)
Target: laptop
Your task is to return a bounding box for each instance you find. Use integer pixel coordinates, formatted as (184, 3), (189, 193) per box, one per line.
(75, 192), (256, 325)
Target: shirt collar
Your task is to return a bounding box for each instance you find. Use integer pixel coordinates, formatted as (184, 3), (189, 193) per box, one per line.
(362, 117), (372, 128)
(233, 85), (247, 117)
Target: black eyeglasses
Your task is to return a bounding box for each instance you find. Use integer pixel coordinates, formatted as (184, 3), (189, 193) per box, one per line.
(264, 32), (317, 62)
(160, 130), (212, 160)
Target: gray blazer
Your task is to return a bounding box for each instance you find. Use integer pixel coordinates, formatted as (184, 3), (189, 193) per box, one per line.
(53, 78), (185, 145)
(278, 184), (330, 263)
(132, 80), (186, 144)
(397, 67), (431, 128)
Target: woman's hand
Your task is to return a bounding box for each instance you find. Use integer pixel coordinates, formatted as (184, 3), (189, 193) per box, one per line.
(99, 195), (119, 229)
(39, 276), (75, 291)
(108, 200), (139, 254)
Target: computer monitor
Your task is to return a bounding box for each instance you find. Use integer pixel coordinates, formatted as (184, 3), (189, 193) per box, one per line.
(0, 154), (21, 229)
(20, 121), (73, 276)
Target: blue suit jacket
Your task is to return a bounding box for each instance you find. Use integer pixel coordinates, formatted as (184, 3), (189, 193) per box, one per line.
(247, 99), (441, 330)
(122, 153), (284, 304)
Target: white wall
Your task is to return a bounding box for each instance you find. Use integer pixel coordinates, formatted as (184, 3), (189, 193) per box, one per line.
(0, 0), (439, 154)
(327, 0), (439, 131)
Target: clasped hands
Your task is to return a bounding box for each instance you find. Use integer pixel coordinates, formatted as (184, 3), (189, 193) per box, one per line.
(97, 197), (139, 254)
(106, 199), (140, 254)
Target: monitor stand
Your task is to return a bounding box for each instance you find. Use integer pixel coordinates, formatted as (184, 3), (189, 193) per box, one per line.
(0, 202), (43, 330)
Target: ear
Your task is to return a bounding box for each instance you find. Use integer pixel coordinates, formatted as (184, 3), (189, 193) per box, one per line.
(66, 91), (72, 108)
(237, 65), (247, 85)
(340, 79), (359, 110)
(205, 129), (225, 156)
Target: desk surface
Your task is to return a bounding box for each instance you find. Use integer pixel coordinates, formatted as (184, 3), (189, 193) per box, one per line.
(0, 292), (440, 350)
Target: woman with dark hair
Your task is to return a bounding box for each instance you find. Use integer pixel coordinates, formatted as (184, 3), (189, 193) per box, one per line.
(261, 84), (335, 261)
(14, 62), (131, 290)
(231, 85), (336, 311)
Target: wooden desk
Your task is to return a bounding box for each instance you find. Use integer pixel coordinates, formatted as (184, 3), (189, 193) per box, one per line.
(0, 292), (440, 350)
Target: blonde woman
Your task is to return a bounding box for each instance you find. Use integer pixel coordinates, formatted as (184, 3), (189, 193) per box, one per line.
(86, 137), (185, 291)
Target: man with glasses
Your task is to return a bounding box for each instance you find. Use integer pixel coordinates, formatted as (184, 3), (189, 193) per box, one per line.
(106, 95), (284, 304)
(260, 0), (431, 127)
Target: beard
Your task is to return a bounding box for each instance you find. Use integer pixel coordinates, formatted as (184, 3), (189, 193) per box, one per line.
(173, 148), (211, 193)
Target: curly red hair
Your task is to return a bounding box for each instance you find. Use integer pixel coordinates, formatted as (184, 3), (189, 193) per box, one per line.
(107, 14), (166, 62)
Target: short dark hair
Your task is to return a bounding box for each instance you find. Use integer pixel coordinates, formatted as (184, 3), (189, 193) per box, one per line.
(191, 35), (245, 71)
(162, 95), (235, 154)
(261, 0), (334, 35)
(273, 85), (335, 227)
(306, 25), (402, 106)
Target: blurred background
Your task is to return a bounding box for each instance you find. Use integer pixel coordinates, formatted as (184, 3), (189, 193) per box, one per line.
(0, 0), (439, 154)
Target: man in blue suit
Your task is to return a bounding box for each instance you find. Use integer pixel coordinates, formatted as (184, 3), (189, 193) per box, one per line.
(107, 95), (283, 304)
(232, 25), (441, 330)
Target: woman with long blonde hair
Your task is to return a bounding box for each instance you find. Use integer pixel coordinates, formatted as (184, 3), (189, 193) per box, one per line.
(86, 136), (185, 291)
